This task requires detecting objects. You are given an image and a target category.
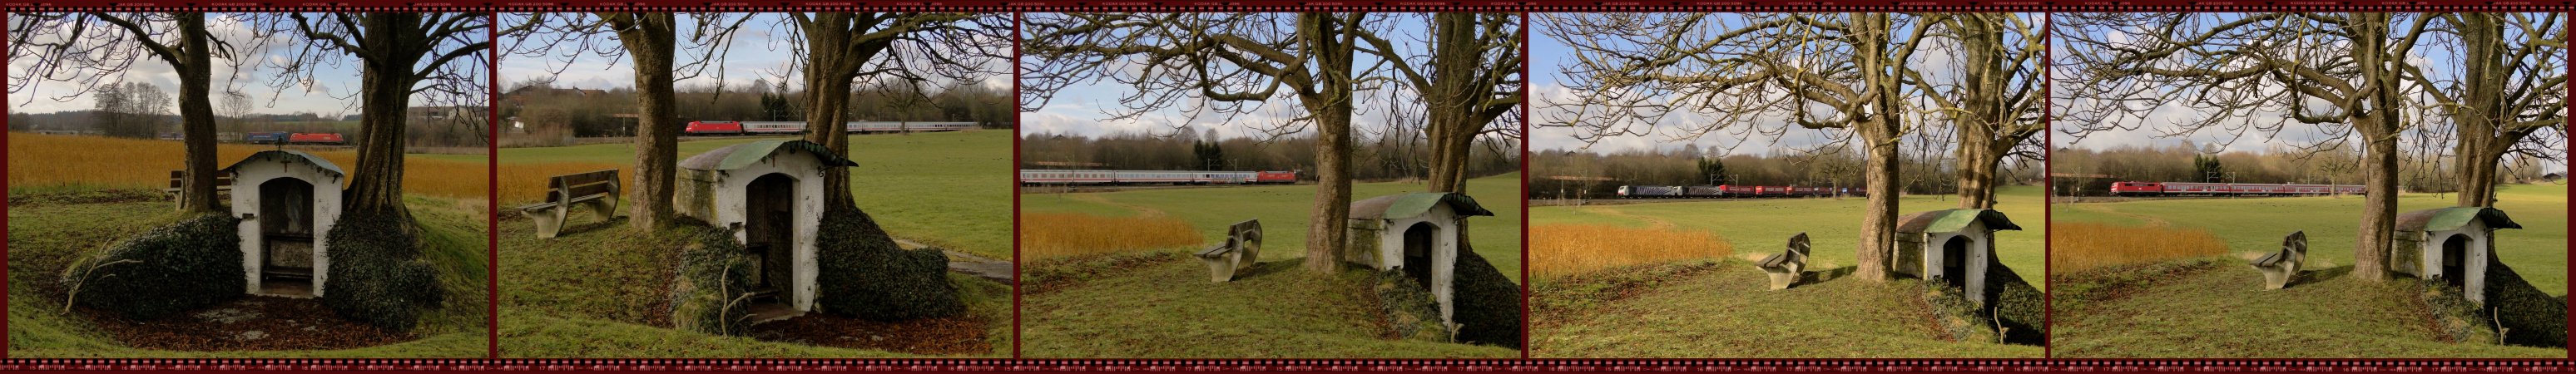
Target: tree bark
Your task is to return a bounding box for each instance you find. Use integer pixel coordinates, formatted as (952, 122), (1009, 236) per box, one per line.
(2451, 13), (2512, 208)
(1850, 12), (1903, 282)
(174, 13), (220, 214)
(1300, 13), (1359, 274)
(2350, 12), (2400, 282)
(1951, 15), (2010, 210)
(617, 14), (681, 230)
(344, 14), (424, 219)
(1855, 125), (1900, 282)
(1423, 12), (1484, 194)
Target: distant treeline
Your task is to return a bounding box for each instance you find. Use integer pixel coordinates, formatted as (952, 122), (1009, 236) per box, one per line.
(1018, 129), (1521, 183)
(1529, 146), (2041, 199)
(500, 78), (1012, 146)
(2051, 143), (2559, 196)
(8, 111), (486, 149)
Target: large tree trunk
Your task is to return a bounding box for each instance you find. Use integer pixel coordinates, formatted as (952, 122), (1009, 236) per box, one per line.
(174, 13), (220, 214)
(2452, 13), (2509, 208)
(344, 13), (423, 219)
(2350, 12), (2399, 282)
(1952, 15), (2008, 210)
(1300, 13), (1360, 274)
(1850, 12), (1902, 282)
(1423, 12), (1485, 194)
(1855, 125), (1900, 282)
(619, 14), (681, 230)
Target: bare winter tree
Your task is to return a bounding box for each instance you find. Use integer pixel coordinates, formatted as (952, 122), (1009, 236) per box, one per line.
(2416, 12), (2568, 206)
(1920, 13), (2046, 209)
(252, 12), (491, 220)
(2056, 12), (2435, 281)
(9, 12), (241, 213)
(1025, 12), (1398, 273)
(1360, 12), (1523, 194)
(776, 12), (1012, 213)
(502, 12), (753, 229)
(1539, 12), (1934, 282)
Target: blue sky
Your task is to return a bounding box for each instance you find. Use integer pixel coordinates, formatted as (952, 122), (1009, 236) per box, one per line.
(496, 12), (1009, 106)
(7, 13), (482, 116)
(1018, 13), (1430, 140)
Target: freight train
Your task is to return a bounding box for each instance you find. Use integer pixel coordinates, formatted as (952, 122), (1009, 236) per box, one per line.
(2108, 181), (2365, 196)
(1616, 185), (1862, 198)
(682, 121), (979, 135)
(1020, 170), (1299, 185)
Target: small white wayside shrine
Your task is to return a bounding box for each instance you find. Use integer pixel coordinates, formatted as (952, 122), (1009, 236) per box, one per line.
(674, 140), (855, 314)
(2392, 206), (2522, 305)
(230, 150), (344, 298)
(1341, 192), (1494, 325)
(1893, 209), (2021, 306)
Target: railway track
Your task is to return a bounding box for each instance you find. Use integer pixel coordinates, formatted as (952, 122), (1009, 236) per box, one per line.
(1020, 183), (1305, 194)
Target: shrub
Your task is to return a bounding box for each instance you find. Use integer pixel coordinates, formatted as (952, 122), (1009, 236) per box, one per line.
(813, 209), (966, 321)
(1370, 270), (1449, 342)
(2482, 262), (2566, 347)
(1920, 262), (2043, 346)
(1449, 247), (1523, 349)
(320, 211), (446, 332)
(668, 222), (755, 336)
(61, 213), (245, 320)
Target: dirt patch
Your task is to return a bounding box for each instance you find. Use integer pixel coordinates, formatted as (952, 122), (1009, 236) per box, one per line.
(746, 312), (993, 356)
(80, 296), (414, 351)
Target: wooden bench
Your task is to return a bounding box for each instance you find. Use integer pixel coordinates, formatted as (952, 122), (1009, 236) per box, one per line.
(1195, 219), (1263, 283)
(164, 170), (236, 204)
(2252, 230), (2307, 290)
(518, 170), (621, 239)
(1756, 233), (1811, 290)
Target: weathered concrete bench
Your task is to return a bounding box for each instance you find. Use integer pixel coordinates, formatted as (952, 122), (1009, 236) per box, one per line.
(2252, 230), (2306, 290)
(1756, 233), (1811, 290)
(1194, 219), (1262, 283)
(518, 170), (620, 239)
(164, 170), (235, 204)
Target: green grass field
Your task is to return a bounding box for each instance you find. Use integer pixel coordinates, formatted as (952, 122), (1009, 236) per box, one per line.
(2050, 184), (2568, 358)
(1015, 174), (1525, 357)
(2053, 184), (2566, 295)
(1019, 173), (1525, 281)
(1528, 185), (2048, 290)
(1522, 186), (2046, 358)
(498, 130), (1011, 259)
(6, 194), (491, 357)
(496, 211), (1013, 357)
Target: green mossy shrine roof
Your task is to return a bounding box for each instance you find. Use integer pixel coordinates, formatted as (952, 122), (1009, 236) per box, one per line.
(1350, 192), (1494, 220)
(222, 150), (343, 179)
(678, 140), (858, 171)
(1896, 209), (2022, 234)
(2397, 206), (2523, 232)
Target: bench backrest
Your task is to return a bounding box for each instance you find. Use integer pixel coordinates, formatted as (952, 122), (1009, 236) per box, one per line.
(2281, 230), (2306, 262)
(1785, 232), (1810, 261)
(168, 170), (236, 189)
(544, 170), (621, 203)
(1227, 219), (1261, 246)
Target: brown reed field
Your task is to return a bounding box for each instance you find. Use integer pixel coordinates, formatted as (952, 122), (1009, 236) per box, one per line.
(7, 132), (487, 200)
(1530, 224), (1732, 279)
(497, 162), (627, 204)
(2048, 222), (2231, 274)
(1019, 212), (1204, 260)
